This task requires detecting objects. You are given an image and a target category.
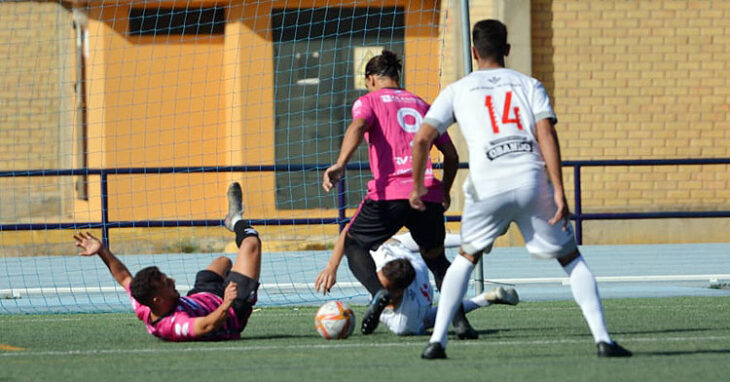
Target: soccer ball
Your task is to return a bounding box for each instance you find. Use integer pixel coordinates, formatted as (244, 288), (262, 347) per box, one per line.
(314, 300), (356, 340)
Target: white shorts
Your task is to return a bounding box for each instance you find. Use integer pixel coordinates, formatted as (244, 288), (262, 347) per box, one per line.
(460, 180), (577, 259)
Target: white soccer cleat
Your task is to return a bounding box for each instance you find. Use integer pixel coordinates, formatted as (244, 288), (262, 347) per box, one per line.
(224, 182), (244, 232)
(484, 286), (519, 306)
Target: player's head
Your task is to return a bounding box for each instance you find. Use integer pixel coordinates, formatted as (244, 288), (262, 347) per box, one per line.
(379, 258), (416, 292)
(472, 19), (510, 65)
(130, 266), (180, 308)
(364, 50), (402, 90)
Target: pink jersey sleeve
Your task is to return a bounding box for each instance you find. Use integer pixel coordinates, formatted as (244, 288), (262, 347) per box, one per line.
(352, 96), (375, 126)
(152, 312), (198, 341)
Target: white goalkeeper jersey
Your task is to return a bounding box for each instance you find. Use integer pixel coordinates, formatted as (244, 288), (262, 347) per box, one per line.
(370, 240), (432, 335)
(423, 68), (557, 200)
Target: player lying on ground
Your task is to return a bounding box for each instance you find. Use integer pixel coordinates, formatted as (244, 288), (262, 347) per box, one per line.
(316, 231), (519, 335)
(321, 50), (476, 338)
(410, 19), (631, 359)
(74, 182), (261, 341)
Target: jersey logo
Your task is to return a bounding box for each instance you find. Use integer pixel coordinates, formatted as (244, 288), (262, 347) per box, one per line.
(396, 107), (423, 133)
(395, 155), (411, 165)
(488, 76), (500, 85)
(381, 94), (393, 103)
(486, 137), (533, 160)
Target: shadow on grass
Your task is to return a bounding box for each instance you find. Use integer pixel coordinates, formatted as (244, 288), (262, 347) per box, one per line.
(242, 334), (317, 340)
(611, 327), (716, 336)
(640, 349), (730, 356)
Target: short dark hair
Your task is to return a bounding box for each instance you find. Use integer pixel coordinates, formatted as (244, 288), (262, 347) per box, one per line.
(381, 258), (416, 291)
(130, 266), (164, 306)
(364, 50), (402, 83)
(472, 19), (508, 61)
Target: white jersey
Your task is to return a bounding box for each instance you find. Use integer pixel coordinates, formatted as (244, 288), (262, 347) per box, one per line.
(424, 68), (557, 200)
(370, 241), (433, 335)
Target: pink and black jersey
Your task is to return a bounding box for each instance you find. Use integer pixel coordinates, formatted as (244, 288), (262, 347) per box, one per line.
(125, 284), (244, 341)
(351, 88), (451, 203)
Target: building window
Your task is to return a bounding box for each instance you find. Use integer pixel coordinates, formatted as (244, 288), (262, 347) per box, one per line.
(128, 7), (225, 36)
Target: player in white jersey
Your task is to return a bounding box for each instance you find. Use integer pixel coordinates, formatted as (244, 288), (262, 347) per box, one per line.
(316, 231), (519, 336)
(410, 19), (631, 359)
(374, 233), (518, 335)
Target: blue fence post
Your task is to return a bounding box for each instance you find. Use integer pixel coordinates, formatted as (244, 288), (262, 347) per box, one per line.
(573, 164), (583, 245)
(100, 170), (110, 248)
(337, 178), (347, 232)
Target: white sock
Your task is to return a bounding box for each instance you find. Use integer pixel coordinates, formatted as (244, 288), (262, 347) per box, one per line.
(562, 255), (612, 344)
(469, 294), (491, 308)
(424, 298), (482, 330)
(429, 255), (475, 347)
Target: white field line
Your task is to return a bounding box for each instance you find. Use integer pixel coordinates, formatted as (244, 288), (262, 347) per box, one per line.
(3, 274), (729, 296)
(2, 335), (729, 357)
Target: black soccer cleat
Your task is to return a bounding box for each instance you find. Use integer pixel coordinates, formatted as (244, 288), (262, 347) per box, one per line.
(361, 289), (391, 335)
(453, 305), (479, 340)
(421, 342), (447, 359)
(597, 341), (632, 357)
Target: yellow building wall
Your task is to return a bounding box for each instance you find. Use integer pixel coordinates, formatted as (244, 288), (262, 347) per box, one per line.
(530, 0), (729, 243)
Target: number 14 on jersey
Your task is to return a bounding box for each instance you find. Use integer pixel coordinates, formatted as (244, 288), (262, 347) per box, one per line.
(485, 90), (523, 134)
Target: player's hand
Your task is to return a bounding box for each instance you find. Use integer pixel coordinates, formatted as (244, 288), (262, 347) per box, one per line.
(548, 194), (570, 230)
(314, 266), (337, 295)
(223, 281), (238, 306)
(322, 164), (345, 192)
(409, 184), (427, 211)
(74, 232), (103, 256)
(442, 194), (451, 211)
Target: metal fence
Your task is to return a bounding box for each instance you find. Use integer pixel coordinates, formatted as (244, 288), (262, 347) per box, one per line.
(1, 158), (729, 247)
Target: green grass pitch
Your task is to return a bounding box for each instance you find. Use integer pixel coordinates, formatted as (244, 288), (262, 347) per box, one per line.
(2, 296), (728, 381)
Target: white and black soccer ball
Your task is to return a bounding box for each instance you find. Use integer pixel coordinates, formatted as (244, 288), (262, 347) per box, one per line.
(314, 300), (356, 340)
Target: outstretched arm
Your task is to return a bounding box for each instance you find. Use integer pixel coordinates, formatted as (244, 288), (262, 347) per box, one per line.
(535, 118), (569, 229)
(193, 281), (237, 337)
(75, 232), (132, 288)
(410, 123), (440, 211)
(322, 118), (368, 192)
(434, 135), (459, 211)
(314, 227), (348, 295)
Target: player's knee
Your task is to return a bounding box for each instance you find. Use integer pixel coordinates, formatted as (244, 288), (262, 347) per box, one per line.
(557, 250), (580, 267)
(459, 250), (482, 264)
(239, 236), (261, 256)
(343, 235), (368, 259)
(420, 245), (445, 259)
(215, 256), (233, 269)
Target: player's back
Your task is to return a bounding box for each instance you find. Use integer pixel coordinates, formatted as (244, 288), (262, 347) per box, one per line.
(353, 88), (443, 201)
(446, 68), (556, 199)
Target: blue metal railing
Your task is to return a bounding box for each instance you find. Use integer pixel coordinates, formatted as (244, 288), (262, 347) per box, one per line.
(1, 158), (728, 246)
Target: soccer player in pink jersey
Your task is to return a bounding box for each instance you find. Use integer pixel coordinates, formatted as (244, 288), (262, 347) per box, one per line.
(320, 50), (476, 338)
(411, 20), (632, 359)
(74, 182), (261, 341)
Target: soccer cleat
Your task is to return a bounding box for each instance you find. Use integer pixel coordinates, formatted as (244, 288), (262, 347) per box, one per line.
(484, 286), (520, 306)
(453, 305), (479, 340)
(361, 289), (391, 335)
(421, 342), (447, 359)
(597, 341), (632, 357)
(224, 182), (244, 232)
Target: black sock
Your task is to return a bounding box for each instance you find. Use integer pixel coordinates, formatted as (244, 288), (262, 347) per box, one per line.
(423, 254), (451, 291)
(344, 236), (383, 295)
(234, 220), (258, 247)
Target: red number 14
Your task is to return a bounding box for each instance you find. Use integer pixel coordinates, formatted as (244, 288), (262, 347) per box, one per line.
(485, 91), (523, 134)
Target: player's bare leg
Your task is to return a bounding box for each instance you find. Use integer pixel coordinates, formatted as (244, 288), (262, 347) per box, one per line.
(224, 182), (262, 282)
(205, 256), (232, 278)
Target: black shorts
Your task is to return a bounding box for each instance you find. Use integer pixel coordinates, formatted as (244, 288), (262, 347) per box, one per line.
(187, 270), (259, 322)
(346, 199), (446, 252)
